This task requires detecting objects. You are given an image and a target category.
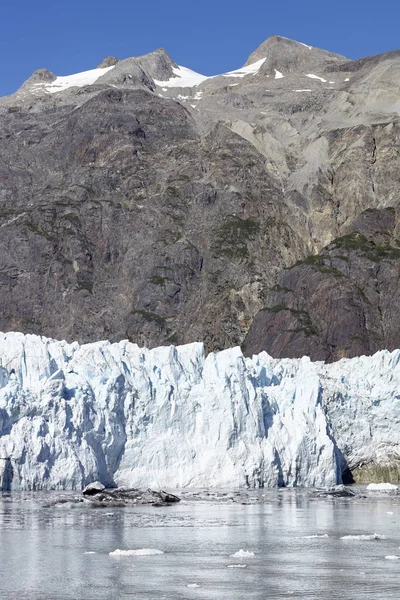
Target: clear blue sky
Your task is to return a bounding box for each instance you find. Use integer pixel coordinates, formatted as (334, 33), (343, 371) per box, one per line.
(1, 0), (399, 96)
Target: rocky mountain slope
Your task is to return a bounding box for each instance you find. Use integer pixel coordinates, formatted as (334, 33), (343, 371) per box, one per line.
(1, 36), (400, 359)
(0, 332), (399, 490)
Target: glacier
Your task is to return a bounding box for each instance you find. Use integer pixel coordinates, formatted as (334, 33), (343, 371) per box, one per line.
(0, 332), (398, 491)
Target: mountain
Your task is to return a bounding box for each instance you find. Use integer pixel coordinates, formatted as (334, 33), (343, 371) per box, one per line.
(0, 332), (399, 490)
(1, 35), (400, 360)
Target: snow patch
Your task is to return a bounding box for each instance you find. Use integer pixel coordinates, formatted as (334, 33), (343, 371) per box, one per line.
(294, 89), (312, 92)
(41, 66), (115, 94)
(154, 65), (209, 88)
(222, 58), (266, 78)
(305, 74), (327, 83)
(274, 70), (284, 79)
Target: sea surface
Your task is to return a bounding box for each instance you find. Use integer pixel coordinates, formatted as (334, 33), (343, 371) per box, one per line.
(0, 488), (399, 599)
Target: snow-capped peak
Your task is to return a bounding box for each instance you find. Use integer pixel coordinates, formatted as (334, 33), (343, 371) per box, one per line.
(35, 65), (115, 94)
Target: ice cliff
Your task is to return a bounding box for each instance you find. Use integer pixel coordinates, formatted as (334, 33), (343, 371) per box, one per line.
(0, 332), (398, 490)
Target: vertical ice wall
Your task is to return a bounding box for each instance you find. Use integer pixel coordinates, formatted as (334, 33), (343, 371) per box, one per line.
(0, 332), (398, 490)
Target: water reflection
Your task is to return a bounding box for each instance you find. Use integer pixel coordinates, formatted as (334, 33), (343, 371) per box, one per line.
(0, 491), (399, 599)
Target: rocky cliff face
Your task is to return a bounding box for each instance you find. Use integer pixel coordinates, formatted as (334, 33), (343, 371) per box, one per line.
(0, 332), (399, 490)
(1, 36), (400, 359)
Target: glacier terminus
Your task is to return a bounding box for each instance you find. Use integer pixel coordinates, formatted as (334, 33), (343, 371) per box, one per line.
(0, 332), (398, 491)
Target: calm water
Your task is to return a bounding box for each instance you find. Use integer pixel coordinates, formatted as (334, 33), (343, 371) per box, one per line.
(0, 489), (399, 599)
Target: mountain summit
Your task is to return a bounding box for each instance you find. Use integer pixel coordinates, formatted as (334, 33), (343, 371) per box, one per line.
(1, 37), (400, 361)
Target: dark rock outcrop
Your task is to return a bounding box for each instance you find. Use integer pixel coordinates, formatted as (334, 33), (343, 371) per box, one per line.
(44, 487), (180, 508)
(2, 36), (400, 360)
(244, 207), (400, 362)
(82, 481), (106, 495)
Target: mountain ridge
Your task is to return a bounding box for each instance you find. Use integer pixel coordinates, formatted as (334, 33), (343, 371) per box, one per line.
(1, 36), (400, 361)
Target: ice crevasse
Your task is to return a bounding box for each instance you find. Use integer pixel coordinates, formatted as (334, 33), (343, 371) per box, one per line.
(0, 332), (398, 490)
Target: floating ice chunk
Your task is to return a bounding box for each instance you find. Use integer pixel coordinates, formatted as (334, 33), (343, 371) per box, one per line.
(227, 564), (247, 568)
(302, 534), (329, 539)
(385, 555), (399, 560)
(230, 549), (254, 558)
(84, 551), (96, 554)
(367, 483), (398, 491)
(274, 70), (284, 79)
(109, 548), (164, 556)
(305, 74), (327, 83)
(187, 583), (201, 587)
(340, 534), (386, 540)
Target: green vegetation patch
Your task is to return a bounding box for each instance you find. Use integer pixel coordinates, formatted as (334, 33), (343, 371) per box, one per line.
(131, 309), (165, 325)
(213, 217), (260, 259)
(331, 232), (400, 262)
(149, 275), (168, 285)
(287, 254), (345, 276)
(75, 280), (94, 294)
(262, 306), (317, 337)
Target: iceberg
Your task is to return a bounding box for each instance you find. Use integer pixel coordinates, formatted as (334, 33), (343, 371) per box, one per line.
(230, 550), (255, 558)
(0, 332), (399, 491)
(340, 534), (386, 540)
(367, 483), (398, 491)
(109, 549), (164, 556)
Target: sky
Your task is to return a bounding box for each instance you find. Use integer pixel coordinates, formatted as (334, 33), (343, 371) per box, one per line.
(1, 0), (400, 97)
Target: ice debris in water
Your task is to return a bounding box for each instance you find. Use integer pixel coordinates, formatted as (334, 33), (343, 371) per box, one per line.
(367, 483), (398, 491)
(84, 551), (96, 554)
(109, 548), (164, 556)
(230, 549), (254, 558)
(385, 555), (400, 560)
(340, 534), (386, 540)
(302, 534), (329, 539)
(187, 583), (201, 588)
(227, 564), (247, 568)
